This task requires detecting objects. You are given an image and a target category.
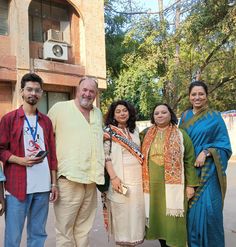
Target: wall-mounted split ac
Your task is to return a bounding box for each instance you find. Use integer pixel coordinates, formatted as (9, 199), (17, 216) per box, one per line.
(43, 40), (68, 61)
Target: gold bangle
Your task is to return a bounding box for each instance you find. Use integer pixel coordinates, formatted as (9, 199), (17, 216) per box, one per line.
(51, 184), (58, 187)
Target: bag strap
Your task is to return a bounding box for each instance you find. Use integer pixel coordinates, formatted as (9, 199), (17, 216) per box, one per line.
(108, 126), (112, 155)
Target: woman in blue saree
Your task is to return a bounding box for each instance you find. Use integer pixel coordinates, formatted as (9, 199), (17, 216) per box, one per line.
(179, 81), (232, 247)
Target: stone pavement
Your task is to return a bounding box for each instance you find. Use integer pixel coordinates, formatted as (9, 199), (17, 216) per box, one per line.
(0, 160), (235, 246)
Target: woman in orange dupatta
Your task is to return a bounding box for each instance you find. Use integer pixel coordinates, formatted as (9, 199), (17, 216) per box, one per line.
(104, 100), (145, 247)
(141, 103), (199, 247)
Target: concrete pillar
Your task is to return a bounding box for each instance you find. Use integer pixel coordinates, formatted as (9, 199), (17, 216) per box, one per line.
(9, 0), (31, 108)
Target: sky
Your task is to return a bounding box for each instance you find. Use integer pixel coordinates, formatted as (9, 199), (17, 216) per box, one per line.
(139, 0), (169, 11)
(140, 0), (172, 11)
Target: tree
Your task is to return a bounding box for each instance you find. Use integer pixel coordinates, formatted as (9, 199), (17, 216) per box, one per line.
(176, 0), (236, 112)
(103, 0), (236, 119)
(101, 0), (140, 114)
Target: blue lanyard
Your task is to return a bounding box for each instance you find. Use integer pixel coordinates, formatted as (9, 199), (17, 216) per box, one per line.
(24, 113), (38, 142)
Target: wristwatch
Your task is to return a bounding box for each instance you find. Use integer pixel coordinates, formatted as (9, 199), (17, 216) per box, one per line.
(203, 149), (211, 157)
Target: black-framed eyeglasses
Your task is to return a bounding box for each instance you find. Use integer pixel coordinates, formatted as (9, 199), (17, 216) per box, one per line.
(24, 87), (43, 94)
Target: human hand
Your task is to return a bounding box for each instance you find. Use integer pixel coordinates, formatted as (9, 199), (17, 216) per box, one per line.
(18, 156), (44, 167)
(186, 186), (195, 200)
(111, 176), (122, 193)
(50, 185), (59, 203)
(194, 151), (206, 167)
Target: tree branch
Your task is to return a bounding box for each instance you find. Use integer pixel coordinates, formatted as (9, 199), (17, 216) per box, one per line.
(176, 75), (236, 106)
(105, 0), (191, 16)
(209, 75), (236, 93)
(199, 33), (231, 72)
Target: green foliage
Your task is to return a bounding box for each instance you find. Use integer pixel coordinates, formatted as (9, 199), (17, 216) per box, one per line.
(103, 0), (236, 119)
(115, 55), (163, 119)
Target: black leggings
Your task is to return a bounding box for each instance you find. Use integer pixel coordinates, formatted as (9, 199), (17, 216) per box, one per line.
(159, 239), (170, 247)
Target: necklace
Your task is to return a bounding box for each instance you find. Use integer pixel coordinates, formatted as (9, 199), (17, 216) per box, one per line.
(157, 126), (168, 139)
(158, 131), (164, 139)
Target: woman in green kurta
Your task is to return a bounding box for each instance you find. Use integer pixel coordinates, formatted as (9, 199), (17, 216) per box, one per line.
(141, 103), (199, 247)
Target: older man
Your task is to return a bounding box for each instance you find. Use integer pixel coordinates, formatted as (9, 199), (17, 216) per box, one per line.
(48, 77), (105, 247)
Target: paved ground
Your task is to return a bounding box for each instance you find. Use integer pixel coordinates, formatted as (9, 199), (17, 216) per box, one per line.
(0, 160), (235, 247)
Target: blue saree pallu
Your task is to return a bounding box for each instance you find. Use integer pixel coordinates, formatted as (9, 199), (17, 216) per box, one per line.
(179, 109), (232, 247)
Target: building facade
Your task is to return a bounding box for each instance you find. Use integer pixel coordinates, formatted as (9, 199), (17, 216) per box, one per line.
(0, 0), (106, 117)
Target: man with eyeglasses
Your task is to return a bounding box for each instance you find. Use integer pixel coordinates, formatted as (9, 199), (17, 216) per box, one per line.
(0, 73), (58, 247)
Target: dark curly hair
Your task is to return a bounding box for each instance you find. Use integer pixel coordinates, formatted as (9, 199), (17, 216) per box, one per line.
(21, 73), (43, 89)
(104, 100), (136, 133)
(150, 103), (178, 125)
(189, 80), (208, 95)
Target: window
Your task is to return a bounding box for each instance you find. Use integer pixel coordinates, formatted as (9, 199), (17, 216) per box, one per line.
(0, 0), (9, 35)
(29, 0), (70, 42)
(38, 91), (70, 114)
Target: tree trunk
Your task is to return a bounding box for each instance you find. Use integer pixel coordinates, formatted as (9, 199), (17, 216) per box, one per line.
(172, 0), (181, 111)
(158, 0), (164, 21)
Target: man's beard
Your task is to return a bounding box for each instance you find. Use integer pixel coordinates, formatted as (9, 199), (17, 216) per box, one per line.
(79, 97), (93, 109)
(25, 96), (38, 106)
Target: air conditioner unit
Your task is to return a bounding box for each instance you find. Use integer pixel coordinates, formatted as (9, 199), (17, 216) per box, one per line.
(43, 41), (68, 61)
(47, 29), (63, 42)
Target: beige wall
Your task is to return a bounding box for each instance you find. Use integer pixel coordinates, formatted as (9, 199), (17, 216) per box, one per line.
(0, 0), (106, 111)
(69, 0), (106, 89)
(223, 115), (236, 156)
